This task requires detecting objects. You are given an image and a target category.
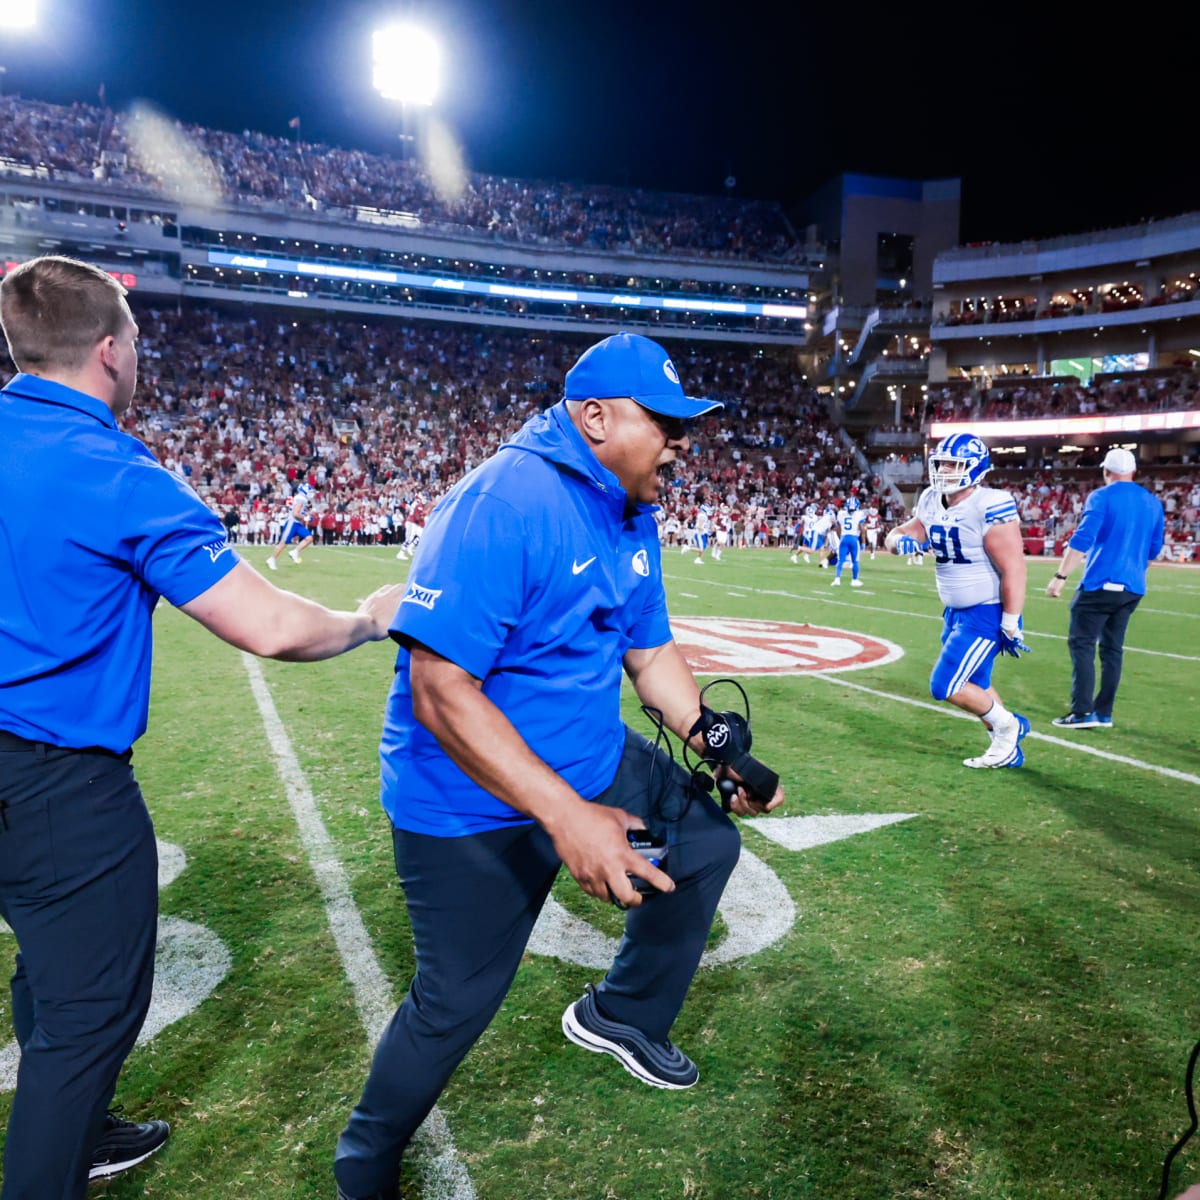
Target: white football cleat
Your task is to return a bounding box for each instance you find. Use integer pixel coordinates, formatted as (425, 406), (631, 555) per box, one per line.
(266, 557), (277, 571)
(288, 547), (302, 564)
(790, 554), (798, 564)
(396, 548), (408, 560)
(830, 577), (841, 586)
(802, 553), (810, 563)
(963, 714), (1030, 769)
(850, 579), (863, 588)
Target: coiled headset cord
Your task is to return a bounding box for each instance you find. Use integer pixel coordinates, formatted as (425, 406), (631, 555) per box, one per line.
(1159, 1037), (1200, 1199)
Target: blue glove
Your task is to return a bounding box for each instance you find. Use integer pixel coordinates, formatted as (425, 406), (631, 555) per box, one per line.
(998, 616), (1031, 658)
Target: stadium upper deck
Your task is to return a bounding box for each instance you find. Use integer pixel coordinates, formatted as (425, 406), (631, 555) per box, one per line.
(0, 96), (818, 344)
(0, 96), (806, 265)
(929, 211), (1200, 380)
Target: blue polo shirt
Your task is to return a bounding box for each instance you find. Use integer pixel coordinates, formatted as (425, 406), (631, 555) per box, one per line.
(380, 402), (672, 837)
(0, 373), (240, 752)
(1069, 480), (1165, 595)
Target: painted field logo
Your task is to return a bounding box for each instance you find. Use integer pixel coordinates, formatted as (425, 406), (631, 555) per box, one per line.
(669, 617), (902, 676)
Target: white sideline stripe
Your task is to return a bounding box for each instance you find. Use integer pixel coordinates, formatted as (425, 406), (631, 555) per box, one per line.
(662, 571), (1200, 663)
(812, 671), (1200, 787)
(241, 654), (477, 1200)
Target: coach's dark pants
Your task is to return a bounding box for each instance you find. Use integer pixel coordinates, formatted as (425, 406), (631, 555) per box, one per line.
(1068, 588), (1142, 718)
(334, 727), (741, 1197)
(0, 736), (158, 1200)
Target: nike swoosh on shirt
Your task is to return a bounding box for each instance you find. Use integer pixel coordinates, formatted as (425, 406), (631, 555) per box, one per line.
(572, 557), (597, 575)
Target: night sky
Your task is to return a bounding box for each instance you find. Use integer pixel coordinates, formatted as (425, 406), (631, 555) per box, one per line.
(3, 0), (1192, 244)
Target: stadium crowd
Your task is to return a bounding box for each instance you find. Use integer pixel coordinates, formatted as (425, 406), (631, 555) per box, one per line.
(927, 368), (1200, 424)
(987, 473), (1200, 562)
(114, 305), (886, 554)
(0, 95), (801, 262)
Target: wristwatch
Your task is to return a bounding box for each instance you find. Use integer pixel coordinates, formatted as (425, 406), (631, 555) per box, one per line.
(1053, 573), (1068, 580)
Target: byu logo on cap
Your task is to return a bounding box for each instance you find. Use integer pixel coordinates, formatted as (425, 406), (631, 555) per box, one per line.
(663, 360), (680, 385)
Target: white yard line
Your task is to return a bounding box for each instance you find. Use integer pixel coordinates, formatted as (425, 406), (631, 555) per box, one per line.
(242, 653), (476, 1200)
(812, 671), (1200, 787)
(662, 571), (1200, 663)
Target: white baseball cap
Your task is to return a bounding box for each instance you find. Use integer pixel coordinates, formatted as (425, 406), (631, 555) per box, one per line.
(1102, 448), (1136, 474)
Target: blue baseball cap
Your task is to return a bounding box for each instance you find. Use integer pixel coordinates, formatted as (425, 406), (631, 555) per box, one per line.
(563, 332), (722, 419)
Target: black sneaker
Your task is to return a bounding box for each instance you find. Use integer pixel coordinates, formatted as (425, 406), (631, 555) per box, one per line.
(1051, 712), (1103, 729)
(336, 1185), (399, 1200)
(561, 984), (698, 1089)
(88, 1106), (170, 1180)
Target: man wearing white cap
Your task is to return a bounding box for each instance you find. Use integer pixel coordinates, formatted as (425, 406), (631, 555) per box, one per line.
(1046, 447), (1164, 729)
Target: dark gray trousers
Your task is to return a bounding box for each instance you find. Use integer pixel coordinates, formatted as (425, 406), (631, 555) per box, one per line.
(334, 727), (741, 1196)
(0, 736), (158, 1200)
(1068, 588), (1142, 718)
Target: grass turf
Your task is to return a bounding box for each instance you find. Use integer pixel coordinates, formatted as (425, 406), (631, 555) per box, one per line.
(4, 545), (1197, 1200)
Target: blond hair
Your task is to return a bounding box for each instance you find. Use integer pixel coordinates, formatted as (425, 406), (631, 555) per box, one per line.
(0, 255), (130, 373)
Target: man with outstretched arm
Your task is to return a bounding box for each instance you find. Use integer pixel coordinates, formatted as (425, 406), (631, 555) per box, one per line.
(0, 256), (404, 1200)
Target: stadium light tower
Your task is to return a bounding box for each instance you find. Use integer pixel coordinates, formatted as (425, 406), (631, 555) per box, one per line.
(0, 0), (37, 31)
(372, 23), (439, 107)
(372, 22), (439, 164)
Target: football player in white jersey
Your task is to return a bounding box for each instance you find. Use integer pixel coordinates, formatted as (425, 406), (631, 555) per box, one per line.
(791, 504), (820, 564)
(814, 505), (835, 568)
(831, 496), (866, 587)
(886, 434), (1032, 769)
(266, 480), (316, 570)
(864, 506), (881, 558)
(689, 502), (714, 563)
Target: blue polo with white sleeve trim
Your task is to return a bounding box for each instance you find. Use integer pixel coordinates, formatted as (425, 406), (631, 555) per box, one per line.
(1068, 480), (1164, 594)
(381, 400), (672, 837)
(0, 372), (241, 752)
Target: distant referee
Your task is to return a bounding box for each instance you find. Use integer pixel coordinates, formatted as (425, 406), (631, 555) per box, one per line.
(1046, 447), (1164, 729)
(0, 256), (403, 1200)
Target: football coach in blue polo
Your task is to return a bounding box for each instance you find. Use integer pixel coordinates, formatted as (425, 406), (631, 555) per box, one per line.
(0, 255), (404, 1200)
(334, 332), (785, 1200)
(1045, 447), (1164, 729)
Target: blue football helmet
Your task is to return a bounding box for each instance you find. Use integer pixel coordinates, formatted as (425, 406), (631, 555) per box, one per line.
(928, 433), (990, 495)
(805, 504), (817, 516)
(846, 496), (860, 512)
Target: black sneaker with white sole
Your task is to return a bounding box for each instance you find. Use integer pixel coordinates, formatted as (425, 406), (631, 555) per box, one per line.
(561, 984), (698, 1089)
(335, 1185), (399, 1200)
(1051, 711), (1103, 729)
(88, 1107), (170, 1180)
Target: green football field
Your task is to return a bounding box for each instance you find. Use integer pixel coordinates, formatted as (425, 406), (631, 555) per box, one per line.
(7, 547), (1198, 1200)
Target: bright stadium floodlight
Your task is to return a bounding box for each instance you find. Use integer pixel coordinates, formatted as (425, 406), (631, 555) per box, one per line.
(372, 23), (439, 107)
(0, 0), (37, 30)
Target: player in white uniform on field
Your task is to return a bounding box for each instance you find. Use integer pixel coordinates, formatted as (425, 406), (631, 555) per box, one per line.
(266, 481), (316, 570)
(886, 433), (1031, 769)
(687, 503), (713, 563)
(791, 505), (820, 564)
(818, 506), (838, 568)
(864, 507), (881, 558)
(831, 497), (866, 587)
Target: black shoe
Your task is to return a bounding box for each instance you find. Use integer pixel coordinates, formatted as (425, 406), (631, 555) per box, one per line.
(1051, 711), (1103, 729)
(89, 1106), (170, 1180)
(561, 984), (698, 1089)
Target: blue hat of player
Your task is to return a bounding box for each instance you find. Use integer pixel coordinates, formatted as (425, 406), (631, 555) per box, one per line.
(564, 332), (723, 420)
